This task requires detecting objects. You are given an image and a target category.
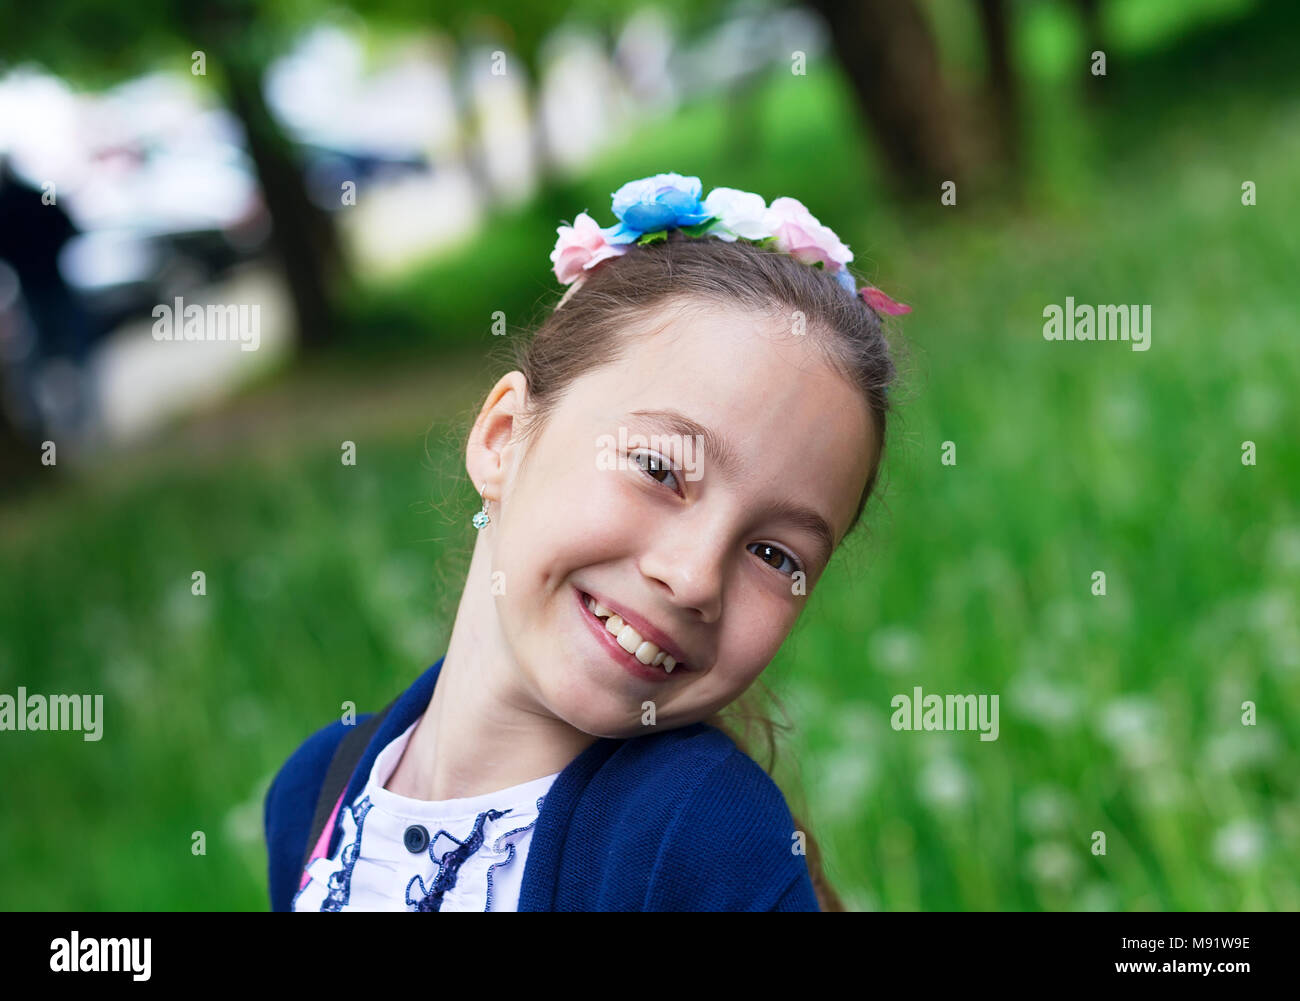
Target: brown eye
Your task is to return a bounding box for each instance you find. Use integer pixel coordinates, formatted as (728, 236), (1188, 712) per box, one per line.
(748, 542), (802, 577)
(630, 450), (681, 493)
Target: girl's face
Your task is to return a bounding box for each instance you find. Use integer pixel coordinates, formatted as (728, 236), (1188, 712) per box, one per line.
(469, 300), (875, 739)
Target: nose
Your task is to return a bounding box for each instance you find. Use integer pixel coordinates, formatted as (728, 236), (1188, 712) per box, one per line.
(637, 518), (726, 624)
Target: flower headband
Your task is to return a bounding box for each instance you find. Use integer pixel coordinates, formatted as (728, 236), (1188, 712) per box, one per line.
(549, 172), (911, 315)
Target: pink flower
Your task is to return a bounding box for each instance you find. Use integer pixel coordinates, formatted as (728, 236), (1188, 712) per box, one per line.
(859, 286), (912, 315)
(550, 212), (630, 284)
(762, 196), (853, 271)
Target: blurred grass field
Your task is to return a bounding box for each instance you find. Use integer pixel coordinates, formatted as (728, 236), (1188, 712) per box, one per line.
(1, 2), (1298, 910)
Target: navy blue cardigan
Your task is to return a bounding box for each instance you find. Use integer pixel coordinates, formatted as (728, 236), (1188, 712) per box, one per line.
(264, 655), (821, 911)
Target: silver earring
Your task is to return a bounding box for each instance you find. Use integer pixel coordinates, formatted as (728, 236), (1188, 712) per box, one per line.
(472, 483), (491, 530)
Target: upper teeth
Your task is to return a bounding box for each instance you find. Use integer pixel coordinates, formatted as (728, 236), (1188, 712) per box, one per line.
(585, 594), (679, 673)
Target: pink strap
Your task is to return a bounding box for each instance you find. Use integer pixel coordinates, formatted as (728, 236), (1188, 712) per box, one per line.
(299, 789), (347, 891)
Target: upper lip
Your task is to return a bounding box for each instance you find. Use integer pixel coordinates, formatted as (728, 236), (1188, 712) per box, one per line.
(580, 586), (694, 669)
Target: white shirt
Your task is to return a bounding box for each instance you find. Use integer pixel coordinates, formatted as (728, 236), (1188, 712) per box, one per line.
(293, 720), (560, 912)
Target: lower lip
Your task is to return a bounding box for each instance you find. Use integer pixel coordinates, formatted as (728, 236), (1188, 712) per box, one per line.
(575, 587), (679, 684)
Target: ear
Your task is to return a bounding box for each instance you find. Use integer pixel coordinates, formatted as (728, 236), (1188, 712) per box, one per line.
(466, 371), (530, 502)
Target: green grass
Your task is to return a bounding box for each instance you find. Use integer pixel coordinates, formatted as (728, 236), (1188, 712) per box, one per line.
(2, 2), (1298, 910)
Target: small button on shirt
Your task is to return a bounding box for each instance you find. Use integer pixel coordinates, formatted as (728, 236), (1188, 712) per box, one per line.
(293, 720), (560, 912)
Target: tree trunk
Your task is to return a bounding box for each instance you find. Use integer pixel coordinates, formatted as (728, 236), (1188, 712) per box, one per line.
(520, 53), (554, 192)
(975, 0), (1021, 170)
(452, 48), (501, 210)
(0, 405), (38, 496)
(1076, 0), (1106, 103)
(172, 0), (343, 350)
(804, 0), (974, 197)
(222, 55), (344, 349)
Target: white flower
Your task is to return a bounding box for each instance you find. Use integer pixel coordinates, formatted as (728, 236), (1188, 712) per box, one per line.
(701, 187), (771, 242)
(869, 626), (921, 673)
(1025, 841), (1080, 887)
(1020, 785), (1073, 833)
(814, 748), (875, 821)
(919, 756), (971, 808)
(1213, 820), (1266, 871)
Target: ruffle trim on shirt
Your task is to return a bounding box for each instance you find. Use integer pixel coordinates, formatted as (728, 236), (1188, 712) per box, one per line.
(320, 796), (373, 912)
(406, 805), (522, 912)
(293, 790), (551, 912)
(482, 796), (547, 912)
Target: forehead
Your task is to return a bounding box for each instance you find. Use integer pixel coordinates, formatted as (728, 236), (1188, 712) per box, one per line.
(559, 300), (876, 545)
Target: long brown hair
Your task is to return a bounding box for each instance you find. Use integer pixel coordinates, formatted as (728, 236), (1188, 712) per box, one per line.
(442, 231), (900, 911)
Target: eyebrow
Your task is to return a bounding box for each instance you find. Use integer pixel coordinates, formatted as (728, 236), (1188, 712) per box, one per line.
(625, 407), (839, 565)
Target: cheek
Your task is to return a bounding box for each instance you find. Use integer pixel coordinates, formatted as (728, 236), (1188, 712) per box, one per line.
(499, 461), (601, 563)
(538, 465), (641, 561)
(702, 603), (797, 699)
(491, 473), (630, 635)
(728, 614), (791, 675)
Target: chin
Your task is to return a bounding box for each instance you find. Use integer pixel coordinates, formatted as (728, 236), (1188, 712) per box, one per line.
(551, 692), (645, 740)
(539, 672), (653, 740)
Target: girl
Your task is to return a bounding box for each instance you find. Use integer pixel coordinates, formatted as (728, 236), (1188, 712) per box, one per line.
(264, 172), (906, 912)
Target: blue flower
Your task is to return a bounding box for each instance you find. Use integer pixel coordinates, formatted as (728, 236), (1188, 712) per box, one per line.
(604, 173), (712, 243)
(598, 220), (643, 246)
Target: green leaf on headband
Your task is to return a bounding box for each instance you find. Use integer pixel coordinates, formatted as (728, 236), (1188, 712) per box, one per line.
(636, 230), (668, 245)
(813, 260), (824, 269)
(752, 235), (777, 247)
(678, 218), (717, 237)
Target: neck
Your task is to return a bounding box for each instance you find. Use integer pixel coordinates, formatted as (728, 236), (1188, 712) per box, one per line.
(385, 535), (598, 802)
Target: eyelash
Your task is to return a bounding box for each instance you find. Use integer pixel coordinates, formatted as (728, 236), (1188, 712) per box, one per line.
(627, 449), (806, 578)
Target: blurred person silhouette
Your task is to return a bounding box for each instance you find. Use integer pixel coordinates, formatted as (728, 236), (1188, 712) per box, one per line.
(0, 152), (99, 448)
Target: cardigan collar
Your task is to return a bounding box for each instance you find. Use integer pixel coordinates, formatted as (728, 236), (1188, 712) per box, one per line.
(334, 653), (625, 909)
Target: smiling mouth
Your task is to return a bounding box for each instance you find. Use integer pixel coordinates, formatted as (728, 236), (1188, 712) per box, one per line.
(578, 590), (687, 675)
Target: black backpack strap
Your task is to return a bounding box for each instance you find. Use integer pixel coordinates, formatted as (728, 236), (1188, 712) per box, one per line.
(300, 699), (399, 874)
